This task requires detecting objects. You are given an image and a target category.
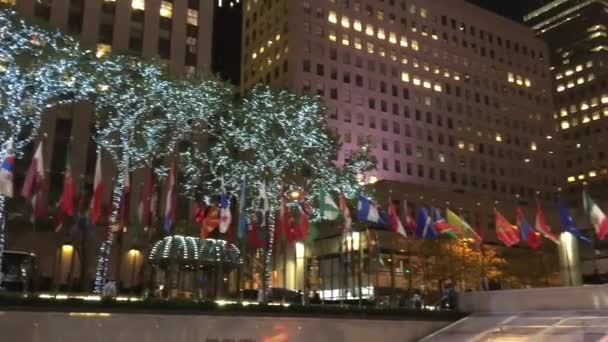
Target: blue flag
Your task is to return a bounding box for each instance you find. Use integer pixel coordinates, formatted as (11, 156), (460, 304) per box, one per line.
(357, 194), (387, 226)
(416, 208), (438, 240)
(558, 199), (592, 246)
(237, 177), (247, 240)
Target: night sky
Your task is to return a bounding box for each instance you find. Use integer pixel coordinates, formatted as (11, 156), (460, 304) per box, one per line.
(465, 0), (548, 22)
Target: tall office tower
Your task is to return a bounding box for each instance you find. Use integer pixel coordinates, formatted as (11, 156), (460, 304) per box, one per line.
(525, 0), (608, 280)
(242, 0), (557, 221)
(241, 0), (560, 293)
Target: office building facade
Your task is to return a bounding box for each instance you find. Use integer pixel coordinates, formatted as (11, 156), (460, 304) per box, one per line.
(525, 0), (608, 279)
(241, 0), (563, 296)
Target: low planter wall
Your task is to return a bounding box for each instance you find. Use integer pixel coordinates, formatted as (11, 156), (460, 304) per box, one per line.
(0, 310), (451, 342)
(458, 285), (608, 313)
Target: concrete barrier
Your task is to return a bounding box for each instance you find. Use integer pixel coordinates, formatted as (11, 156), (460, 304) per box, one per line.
(459, 285), (608, 313)
(0, 311), (451, 342)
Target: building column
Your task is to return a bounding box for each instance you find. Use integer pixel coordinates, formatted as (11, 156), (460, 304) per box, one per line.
(558, 232), (582, 286)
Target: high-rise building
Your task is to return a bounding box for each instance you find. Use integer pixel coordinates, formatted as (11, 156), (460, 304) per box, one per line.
(241, 0), (561, 294)
(524, 0), (608, 280)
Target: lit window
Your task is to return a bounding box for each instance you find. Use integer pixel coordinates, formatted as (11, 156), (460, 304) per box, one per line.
(433, 84), (442, 92)
(187, 9), (199, 26)
(423, 80), (431, 89)
(401, 72), (410, 83)
(578, 174), (586, 180)
(602, 95), (608, 104)
(524, 78), (531, 87)
(328, 11), (337, 24)
(96, 43), (111, 58)
(411, 40), (419, 51)
(567, 176), (575, 183)
(378, 48), (385, 57)
(341, 34), (349, 46)
(593, 112), (600, 120)
(341, 16), (350, 28)
(413, 77), (421, 86)
(252, 52), (257, 59)
(590, 171), (597, 177)
(530, 142), (537, 151)
(367, 42), (374, 54)
(565, 69), (574, 76)
(468, 144), (475, 152)
(400, 36), (408, 47)
(389, 32), (397, 44)
(328, 30), (337, 42)
(581, 102), (589, 110)
(377, 28), (386, 40)
(516, 75), (523, 86)
(507, 72), (515, 83)
(586, 60), (594, 68)
(458, 141), (465, 149)
(576, 64), (583, 72)
(353, 20), (362, 32)
(496, 133), (502, 142)
(567, 81), (574, 88)
(577, 77), (585, 85)
(557, 85), (565, 92)
(556, 73), (563, 80)
(160, 1), (172, 18)
(354, 38), (362, 50)
(560, 108), (568, 117)
(583, 116), (590, 124)
(131, 0), (144, 11)
(588, 74), (595, 81)
(366, 24), (374, 36)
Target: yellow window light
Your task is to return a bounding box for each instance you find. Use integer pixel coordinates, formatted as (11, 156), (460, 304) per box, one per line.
(328, 11), (337, 24)
(366, 24), (374, 36)
(131, 0), (144, 10)
(377, 28), (386, 40)
(353, 20), (362, 32)
(400, 36), (408, 47)
(389, 32), (397, 44)
(159, 1), (172, 18)
(341, 16), (350, 28)
(401, 72), (410, 83)
(567, 176), (576, 183)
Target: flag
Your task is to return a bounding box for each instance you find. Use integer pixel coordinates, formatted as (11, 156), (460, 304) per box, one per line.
(237, 176), (247, 240)
(0, 139), (15, 197)
(388, 200), (407, 238)
(219, 176), (231, 234)
(90, 152), (104, 225)
(494, 209), (520, 247)
(416, 208), (438, 240)
(162, 165), (176, 234)
(558, 199), (592, 245)
(402, 201), (416, 236)
(433, 208), (458, 239)
(515, 207), (541, 250)
(247, 214), (264, 248)
(339, 193), (352, 231)
(21, 142), (46, 220)
(297, 199), (312, 241)
(535, 201), (560, 244)
(201, 204), (220, 238)
(143, 168), (154, 233)
(117, 166), (130, 232)
(319, 189), (340, 220)
(583, 190), (608, 241)
(446, 209), (482, 244)
(357, 194), (386, 225)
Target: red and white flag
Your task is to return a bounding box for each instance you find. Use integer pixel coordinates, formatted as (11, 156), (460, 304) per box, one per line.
(583, 190), (608, 240)
(389, 199), (407, 238)
(535, 201), (560, 244)
(163, 164), (176, 234)
(339, 193), (352, 231)
(21, 142), (46, 220)
(90, 152), (104, 224)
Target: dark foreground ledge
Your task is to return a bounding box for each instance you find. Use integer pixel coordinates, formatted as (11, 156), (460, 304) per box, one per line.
(0, 294), (466, 321)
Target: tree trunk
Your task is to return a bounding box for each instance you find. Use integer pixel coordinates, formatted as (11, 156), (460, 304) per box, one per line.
(0, 195), (6, 277)
(93, 167), (126, 293)
(262, 210), (276, 301)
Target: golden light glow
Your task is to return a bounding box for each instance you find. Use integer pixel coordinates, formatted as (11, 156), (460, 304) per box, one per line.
(131, 0), (144, 11)
(96, 44), (111, 58)
(159, 1), (172, 18)
(328, 11), (337, 24)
